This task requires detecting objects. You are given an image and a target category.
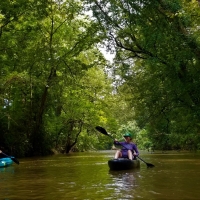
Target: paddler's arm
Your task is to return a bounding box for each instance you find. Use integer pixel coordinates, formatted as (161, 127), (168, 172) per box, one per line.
(132, 145), (139, 157)
(114, 139), (120, 145)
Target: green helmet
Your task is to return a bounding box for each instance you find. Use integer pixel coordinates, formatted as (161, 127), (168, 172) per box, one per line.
(123, 132), (132, 138)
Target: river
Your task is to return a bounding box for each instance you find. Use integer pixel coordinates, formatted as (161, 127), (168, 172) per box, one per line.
(0, 150), (200, 199)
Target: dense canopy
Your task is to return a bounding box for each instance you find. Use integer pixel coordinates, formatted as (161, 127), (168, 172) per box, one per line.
(1, 0), (200, 156)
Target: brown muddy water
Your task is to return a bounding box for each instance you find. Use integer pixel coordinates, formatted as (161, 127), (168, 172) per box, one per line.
(0, 150), (200, 199)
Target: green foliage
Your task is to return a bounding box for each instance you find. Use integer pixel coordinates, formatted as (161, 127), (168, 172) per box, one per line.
(0, 0), (118, 156)
(88, 0), (200, 151)
(2, 0), (200, 155)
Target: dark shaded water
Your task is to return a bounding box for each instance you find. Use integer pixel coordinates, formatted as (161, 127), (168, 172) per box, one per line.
(0, 150), (200, 199)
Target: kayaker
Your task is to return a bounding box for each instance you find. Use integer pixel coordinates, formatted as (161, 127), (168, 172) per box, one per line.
(114, 133), (139, 160)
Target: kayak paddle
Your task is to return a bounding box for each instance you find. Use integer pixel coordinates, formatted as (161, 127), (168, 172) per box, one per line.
(96, 126), (113, 139)
(0, 152), (20, 165)
(95, 126), (155, 168)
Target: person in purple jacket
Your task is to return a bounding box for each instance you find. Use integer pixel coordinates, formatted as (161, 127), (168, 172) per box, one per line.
(114, 133), (139, 160)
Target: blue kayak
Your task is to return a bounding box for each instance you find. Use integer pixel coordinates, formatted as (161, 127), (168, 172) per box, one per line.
(0, 157), (13, 168)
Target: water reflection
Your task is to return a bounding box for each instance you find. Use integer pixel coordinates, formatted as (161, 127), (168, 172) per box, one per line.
(107, 169), (140, 199)
(0, 166), (15, 173)
(0, 166), (16, 199)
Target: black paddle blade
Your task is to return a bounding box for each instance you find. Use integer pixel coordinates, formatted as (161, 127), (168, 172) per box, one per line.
(95, 126), (108, 135)
(147, 163), (155, 168)
(138, 156), (155, 168)
(95, 126), (114, 140)
(11, 157), (20, 165)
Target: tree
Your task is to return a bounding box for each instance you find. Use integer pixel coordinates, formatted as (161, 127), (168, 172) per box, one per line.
(88, 0), (200, 150)
(0, 0), (111, 155)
